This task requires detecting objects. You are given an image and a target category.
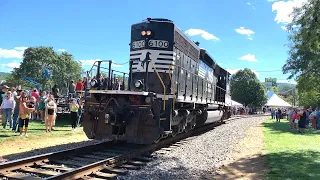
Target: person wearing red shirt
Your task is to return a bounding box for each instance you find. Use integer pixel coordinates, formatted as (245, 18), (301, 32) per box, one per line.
(30, 88), (40, 100)
(75, 79), (83, 91)
(30, 88), (40, 120)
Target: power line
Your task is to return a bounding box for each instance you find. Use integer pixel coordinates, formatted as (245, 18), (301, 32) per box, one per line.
(255, 70), (283, 72)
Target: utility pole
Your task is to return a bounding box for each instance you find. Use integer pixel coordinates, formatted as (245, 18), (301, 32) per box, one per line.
(293, 89), (296, 106)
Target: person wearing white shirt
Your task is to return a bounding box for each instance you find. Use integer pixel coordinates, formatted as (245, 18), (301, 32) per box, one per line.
(0, 91), (15, 129)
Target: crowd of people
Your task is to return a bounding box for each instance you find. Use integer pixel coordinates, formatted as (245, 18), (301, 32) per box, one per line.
(0, 81), (84, 137)
(270, 107), (320, 133)
(232, 107), (259, 115)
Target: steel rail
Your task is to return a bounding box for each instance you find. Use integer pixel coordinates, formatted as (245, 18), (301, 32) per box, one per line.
(0, 114), (268, 180)
(46, 114), (268, 180)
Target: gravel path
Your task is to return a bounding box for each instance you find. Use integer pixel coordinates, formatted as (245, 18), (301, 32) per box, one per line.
(120, 115), (267, 180)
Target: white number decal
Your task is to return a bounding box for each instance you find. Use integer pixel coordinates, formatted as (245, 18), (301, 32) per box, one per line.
(148, 40), (169, 48)
(132, 40), (145, 49)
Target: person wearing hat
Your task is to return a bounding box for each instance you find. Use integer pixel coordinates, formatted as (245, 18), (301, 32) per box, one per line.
(0, 85), (9, 105)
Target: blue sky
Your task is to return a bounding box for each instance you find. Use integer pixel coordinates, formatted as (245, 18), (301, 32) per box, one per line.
(0, 0), (306, 84)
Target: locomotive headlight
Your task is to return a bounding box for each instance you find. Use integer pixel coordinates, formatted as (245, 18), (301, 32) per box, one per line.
(141, 30), (146, 36)
(146, 30), (152, 35)
(135, 80), (143, 88)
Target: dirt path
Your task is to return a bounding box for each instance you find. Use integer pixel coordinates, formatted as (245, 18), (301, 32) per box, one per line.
(214, 123), (267, 180)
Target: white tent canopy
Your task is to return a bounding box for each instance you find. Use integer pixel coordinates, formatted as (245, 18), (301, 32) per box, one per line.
(265, 93), (292, 107)
(231, 100), (243, 107)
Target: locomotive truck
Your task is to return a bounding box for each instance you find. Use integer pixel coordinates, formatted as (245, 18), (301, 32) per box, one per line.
(82, 18), (232, 144)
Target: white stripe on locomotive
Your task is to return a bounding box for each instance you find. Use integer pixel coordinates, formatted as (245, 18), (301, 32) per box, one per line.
(130, 49), (174, 73)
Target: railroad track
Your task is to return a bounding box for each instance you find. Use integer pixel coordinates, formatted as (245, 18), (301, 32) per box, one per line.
(0, 114), (267, 180)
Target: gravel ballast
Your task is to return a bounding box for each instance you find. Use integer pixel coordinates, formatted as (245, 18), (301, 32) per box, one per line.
(121, 115), (267, 180)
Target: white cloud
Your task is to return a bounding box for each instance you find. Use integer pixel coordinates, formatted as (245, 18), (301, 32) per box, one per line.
(57, 49), (66, 52)
(14, 47), (28, 51)
(78, 59), (124, 67)
(248, 37), (253, 40)
(226, 68), (259, 76)
(235, 27), (255, 37)
(281, 26), (287, 31)
(0, 47), (27, 59)
(247, 2), (256, 9)
(238, 54), (258, 62)
(185, 29), (219, 41)
(271, 0), (308, 24)
(226, 68), (239, 75)
(1, 62), (21, 69)
(267, 0), (278, 2)
(79, 59), (98, 66)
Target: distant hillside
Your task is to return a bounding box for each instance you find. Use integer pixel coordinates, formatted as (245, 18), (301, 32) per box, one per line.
(0, 72), (10, 80)
(263, 82), (296, 95)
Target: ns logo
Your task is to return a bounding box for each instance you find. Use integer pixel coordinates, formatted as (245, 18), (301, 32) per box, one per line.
(140, 52), (151, 69)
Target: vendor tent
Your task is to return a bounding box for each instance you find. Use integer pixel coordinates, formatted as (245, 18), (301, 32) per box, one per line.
(265, 93), (292, 107)
(267, 90), (275, 99)
(231, 100), (243, 107)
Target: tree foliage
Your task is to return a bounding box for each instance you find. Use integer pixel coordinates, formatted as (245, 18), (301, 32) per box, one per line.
(11, 46), (82, 90)
(270, 86), (279, 94)
(283, 0), (320, 78)
(230, 68), (267, 107)
(0, 72), (10, 80)
(282, 0), (320, 107)
(5, 69), (32, 89)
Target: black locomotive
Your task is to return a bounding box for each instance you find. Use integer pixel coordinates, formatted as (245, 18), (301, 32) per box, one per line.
(82, 18), (232, 144)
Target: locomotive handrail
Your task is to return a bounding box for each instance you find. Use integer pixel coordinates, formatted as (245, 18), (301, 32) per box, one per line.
(149, 61), (166, 111)
(168, 64), (176, 110)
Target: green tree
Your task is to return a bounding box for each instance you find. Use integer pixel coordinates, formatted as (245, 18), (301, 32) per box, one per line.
(282, 0), (320, 108)
(13, 47), (82, 90)
(283, 0), (320, 79)
(5, 69), (30, 89)
(230, 68), (267, 107)
(270, 86), (279, 94)
(52, 52), (83, 87)
(0, 72), (10, 80)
